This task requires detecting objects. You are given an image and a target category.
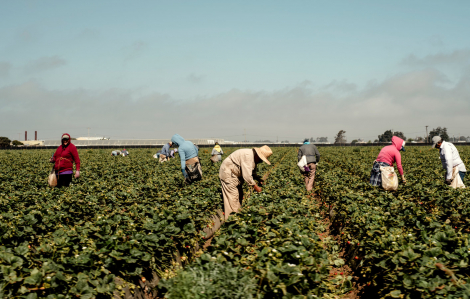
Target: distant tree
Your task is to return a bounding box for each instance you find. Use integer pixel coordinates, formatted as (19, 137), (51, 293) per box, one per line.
(0, 137), (11, 148)
(351, 139), (358, 144)
(415, 137), (423, 141)
(317, 137), (328, 142)
(429, 127), (449, 142)
(367, 140), (372, 143)
(334, 130), (347, 144)
(407, 138), (414, 143)
(374, 139), (379, 143)
(309, 137), (315, 143)
(12, 140), (23, 146)
(378, 130), (406, 142)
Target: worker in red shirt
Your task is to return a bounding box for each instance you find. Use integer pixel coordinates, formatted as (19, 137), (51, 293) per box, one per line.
(49, 133), (81, 187)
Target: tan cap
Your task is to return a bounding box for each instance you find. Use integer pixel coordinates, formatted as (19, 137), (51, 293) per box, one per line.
(61, 134), (70, 139)
(253, 145), (273, 165)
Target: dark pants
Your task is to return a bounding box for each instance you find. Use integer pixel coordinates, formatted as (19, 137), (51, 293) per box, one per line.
(460, 171), (466, 182)
(57, 174), (73, 187)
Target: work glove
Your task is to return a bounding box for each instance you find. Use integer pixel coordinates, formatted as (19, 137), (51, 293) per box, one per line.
(181, 169), (188, 178)
(74, 171), (80, 179)
(253, 185), (262, 193)
(445, 179), (452, 185)
(304, 166), (310, 172)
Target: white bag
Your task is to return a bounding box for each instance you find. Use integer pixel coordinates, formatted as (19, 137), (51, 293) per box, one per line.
(380, 166), (398, 191)
(450, 167), (465, 189)
(297, 155), (308, 172)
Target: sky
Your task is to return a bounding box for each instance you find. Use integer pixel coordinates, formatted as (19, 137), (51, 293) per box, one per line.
(1, 1), (470, 142)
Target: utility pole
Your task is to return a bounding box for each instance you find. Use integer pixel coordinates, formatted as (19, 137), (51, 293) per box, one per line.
(425, 126), (428, 143)
(244, 129), (246, 144)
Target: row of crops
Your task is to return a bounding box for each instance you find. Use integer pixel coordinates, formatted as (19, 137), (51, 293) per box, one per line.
(1, 146), (469, 298)
(315, 146), (470, 298)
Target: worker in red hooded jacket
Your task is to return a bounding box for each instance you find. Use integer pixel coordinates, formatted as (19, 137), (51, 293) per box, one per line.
(49, 133), (81, 187)
(370, 136), (406, 187)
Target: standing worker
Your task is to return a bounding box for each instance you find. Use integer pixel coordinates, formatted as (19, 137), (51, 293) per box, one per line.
(370, 136), (406, 187)
(211, 142), (224, 163)
(159, 141), (172, 163)
(298, 139), (320, 191)
(171, 134), (202, 183)
(432, 136), (466, 184)
(219, 145), (272, 220)
(49, 133), (80, 187)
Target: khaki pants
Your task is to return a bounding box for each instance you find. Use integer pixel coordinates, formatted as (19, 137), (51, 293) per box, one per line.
(220, 174), (244, 221)
(159, 154), (167, 163)
(303, 163), (317, 191)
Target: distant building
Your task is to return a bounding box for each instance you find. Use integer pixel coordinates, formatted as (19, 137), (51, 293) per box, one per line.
(76, 137), (110, 140)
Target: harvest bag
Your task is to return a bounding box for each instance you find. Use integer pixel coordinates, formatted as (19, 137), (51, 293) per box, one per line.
(380, 166), (398, 191)
(450, 166), (465, 189)
(297, 155), (308, 172)
(186, 157), (202, 183)
(210, 155), (219, 163)
(48, 167), (57, 187)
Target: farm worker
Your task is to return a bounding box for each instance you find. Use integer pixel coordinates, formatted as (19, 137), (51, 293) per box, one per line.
(121, 149), (129, 156)
(171, 134), (201, 182)
(154, 150), (162, 159)
(169, 148), (178, 158)
(211, 142), (224, 163)
(159, 142), (173, 163)
(370, 136), (406, 187)
(298, 139), (321, 191)
(111, 150), (121, 156)
(432, 136), (467, 184)
(49, 133), (80, 187)
(219, 146), (272, 220)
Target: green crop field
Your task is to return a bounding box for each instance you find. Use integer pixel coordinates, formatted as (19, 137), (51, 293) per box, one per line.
(1, 146), (469, 299)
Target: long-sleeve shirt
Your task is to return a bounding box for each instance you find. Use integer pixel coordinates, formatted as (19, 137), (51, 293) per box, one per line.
(439, 141), (467, 180)
(219, 149), (258, 186)
(298, 144), (320, 164)
(53, 143), (80, 172)
(376, 136), (404, 176)
(161, 143), (171, 157)
(171, 134), (199, 171)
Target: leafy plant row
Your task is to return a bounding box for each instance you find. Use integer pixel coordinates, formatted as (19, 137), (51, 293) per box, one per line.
(159, 150), (352, 298)
(0, 148), (289, 298)
(316, 146), (470, 298)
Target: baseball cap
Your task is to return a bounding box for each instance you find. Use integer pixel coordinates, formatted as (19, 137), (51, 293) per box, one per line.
(432, 136), (441, 148)
(61, 134), (70, 139)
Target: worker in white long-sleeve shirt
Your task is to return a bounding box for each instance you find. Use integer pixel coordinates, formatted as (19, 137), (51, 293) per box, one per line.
(432, 136), (467, 185)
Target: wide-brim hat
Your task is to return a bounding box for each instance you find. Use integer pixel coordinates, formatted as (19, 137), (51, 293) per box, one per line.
(253, 145), (272, 165)
(431, 136), (441, 148)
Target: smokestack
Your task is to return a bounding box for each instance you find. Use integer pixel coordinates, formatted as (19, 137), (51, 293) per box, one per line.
(25, 131), (27, 141)
(35, 131), (37, 141)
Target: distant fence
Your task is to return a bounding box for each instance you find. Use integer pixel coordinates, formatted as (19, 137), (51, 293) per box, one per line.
(2, 142), (470, 150)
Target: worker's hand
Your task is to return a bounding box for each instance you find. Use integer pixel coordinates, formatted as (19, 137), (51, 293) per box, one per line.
(74, 171), (80, 179)
(401, 175), (406, 184)
(181, 169), (188, 178)
(253, 185), (262, 193)
(258, 178), (264, 185)
(49, 157), (54, 163)
(445, 179), (452, 185)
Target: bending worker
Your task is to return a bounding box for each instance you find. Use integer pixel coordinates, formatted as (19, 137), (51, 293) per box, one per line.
(159, 141), (172, 163)
(298, 139), (320, 191)
(171, 134), (202, 182)
(219, 145), (272, 220)
(432, 136), (466, 184)
(370, 136), (406, 187)
(211, 142), (224, 163)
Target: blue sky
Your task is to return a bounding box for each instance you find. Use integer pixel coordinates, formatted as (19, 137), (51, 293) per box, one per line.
(1, 1), (470, 141)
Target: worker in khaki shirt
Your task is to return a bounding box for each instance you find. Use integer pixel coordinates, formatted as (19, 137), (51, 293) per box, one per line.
(219, 145), (272, 220)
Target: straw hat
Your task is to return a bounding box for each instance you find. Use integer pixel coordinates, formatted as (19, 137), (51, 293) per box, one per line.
(253, 145), (273, 165)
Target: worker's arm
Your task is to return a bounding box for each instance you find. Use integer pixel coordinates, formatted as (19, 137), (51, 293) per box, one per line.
(179, 150), (187, 177)
(314, 146), (321, 163)
(443, 145), (453, 180)
(297, 148), (302, 162)
(241, 153), (256, 186)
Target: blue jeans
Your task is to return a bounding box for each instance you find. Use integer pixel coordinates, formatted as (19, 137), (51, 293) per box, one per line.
(460, 171), (466, 181)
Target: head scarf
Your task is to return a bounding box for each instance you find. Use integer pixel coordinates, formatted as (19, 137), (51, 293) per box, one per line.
(213, 144), (222, 152)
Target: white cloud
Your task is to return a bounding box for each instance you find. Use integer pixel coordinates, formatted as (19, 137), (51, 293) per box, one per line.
(1, 67), (469, 141)
(0, 62), (11, 78)
(23, 56), (66, 73)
